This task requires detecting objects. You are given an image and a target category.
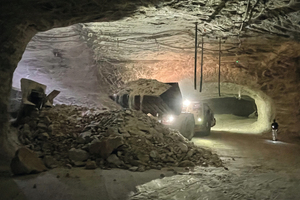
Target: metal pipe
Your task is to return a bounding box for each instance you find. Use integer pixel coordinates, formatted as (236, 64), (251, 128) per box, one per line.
(194, 22), (198, 90)
(200, 36), (204, 92)
(218, 38), (221, 97)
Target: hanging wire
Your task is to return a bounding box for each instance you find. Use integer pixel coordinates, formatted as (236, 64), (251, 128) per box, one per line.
(199, 35), (204, 92)
(194, 22), (198, 90)
(218, 37), (221, 97)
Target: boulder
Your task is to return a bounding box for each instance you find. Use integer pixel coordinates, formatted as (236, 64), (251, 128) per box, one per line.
(39, 132), (49, 140)
(85, 160), (97, 169)
(137, 165), (146, 172)
(77, 131), (93, 144)
(107, 154), (124, 166)
(68, 148), (89, 162)
(186, 149), (194, 158)
(137, 152), (150, 163)
(178, 160), (196, 167)
(43, 116), (52, 126)
(23, 124), (31, 133)
(129, 166), (138, 171)
(43, 155), (57, 168)
(37, 123), (47, 130)
(10, 147), (47, 175)
(177, 142), (188, 153)
(106, 127), (119, 136)
(89, 136), (123, 159)
(74, 161), (86, 167)
(150, 150), (158, 158)
(22, 124), (32, 138)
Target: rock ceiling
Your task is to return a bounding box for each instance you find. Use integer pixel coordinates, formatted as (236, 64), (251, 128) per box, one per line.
(76, 0), (300, 60)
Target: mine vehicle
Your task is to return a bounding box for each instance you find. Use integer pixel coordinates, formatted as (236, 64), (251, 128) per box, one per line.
(9, 78), (60, 124)
(111, 79), (215, 140)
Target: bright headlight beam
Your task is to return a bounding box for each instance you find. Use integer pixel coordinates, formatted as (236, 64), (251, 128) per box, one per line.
(198, 118), (202, 122)
(183, 100), (191, 106)
(168, 115), (174, 122)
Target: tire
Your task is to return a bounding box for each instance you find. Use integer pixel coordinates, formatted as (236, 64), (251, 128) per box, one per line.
(174, 113), (195, 140)
(203, 119), (211, 136)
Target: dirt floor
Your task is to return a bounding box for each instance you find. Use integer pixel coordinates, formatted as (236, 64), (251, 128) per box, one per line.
(1, 131), (300, 200)
(212, 114), (259, 134)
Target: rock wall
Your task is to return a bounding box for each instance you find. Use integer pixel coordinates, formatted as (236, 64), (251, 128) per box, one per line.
(0, 24), (37, 157)
(13, 26), (113, 109)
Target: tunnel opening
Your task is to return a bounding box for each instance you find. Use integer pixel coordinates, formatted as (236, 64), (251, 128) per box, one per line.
(202, 97), (258, 133)
(179, 80), (274, 134)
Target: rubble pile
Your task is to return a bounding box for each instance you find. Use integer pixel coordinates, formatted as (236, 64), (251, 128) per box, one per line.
(16, 105), (222, 172)
(117, 78), (171, 96)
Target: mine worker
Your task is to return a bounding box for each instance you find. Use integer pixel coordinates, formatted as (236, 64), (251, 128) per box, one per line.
(271, 119), (279, 141)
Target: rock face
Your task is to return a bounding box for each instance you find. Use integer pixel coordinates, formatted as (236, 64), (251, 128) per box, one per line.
(10, 147), (47, 175)
(16, 105), (223, 171)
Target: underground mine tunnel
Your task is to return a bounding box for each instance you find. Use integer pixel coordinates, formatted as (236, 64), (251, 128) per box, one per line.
(1, 0), (300, 200)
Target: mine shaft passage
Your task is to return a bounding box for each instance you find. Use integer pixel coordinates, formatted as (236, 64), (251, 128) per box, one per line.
(203, 97), (258, 133)
(179, 81), (273, 135)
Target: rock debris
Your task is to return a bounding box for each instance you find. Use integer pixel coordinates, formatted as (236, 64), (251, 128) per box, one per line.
(14, 104), (222, 174)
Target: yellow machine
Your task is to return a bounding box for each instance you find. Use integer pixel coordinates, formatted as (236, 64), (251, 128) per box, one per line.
(111, 79), (215, 140)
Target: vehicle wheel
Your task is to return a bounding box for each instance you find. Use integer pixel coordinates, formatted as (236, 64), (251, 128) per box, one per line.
(203, 120), (211, 136)
(174, 113), (195, 140)
(211, 117), (216, 127)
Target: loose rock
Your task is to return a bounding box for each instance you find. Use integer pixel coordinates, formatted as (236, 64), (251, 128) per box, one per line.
(10, 147), (47, 175)
(107, 154), (124, 167)
(15, 105), (223, 172)
(68, 148), (89, 162)
(85, 160), (97, 169)
(178, 160), (196, 167)
(89, 136), (123, 159)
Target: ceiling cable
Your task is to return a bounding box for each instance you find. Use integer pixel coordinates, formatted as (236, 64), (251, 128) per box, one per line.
(218, 38), (221, 97)
(199, 35), (204, 92)
(194, 22), (198, 90)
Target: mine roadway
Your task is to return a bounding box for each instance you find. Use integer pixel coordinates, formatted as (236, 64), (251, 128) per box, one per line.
(1, 131), (300, 200)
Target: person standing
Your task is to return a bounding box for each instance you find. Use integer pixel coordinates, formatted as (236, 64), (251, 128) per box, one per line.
(271, 119), (279, 141)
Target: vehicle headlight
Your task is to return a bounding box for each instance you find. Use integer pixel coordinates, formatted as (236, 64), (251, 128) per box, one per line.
(197, 118), (202, 122)
(168, 115), (174, 122)
(183, 100), (191, 106)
